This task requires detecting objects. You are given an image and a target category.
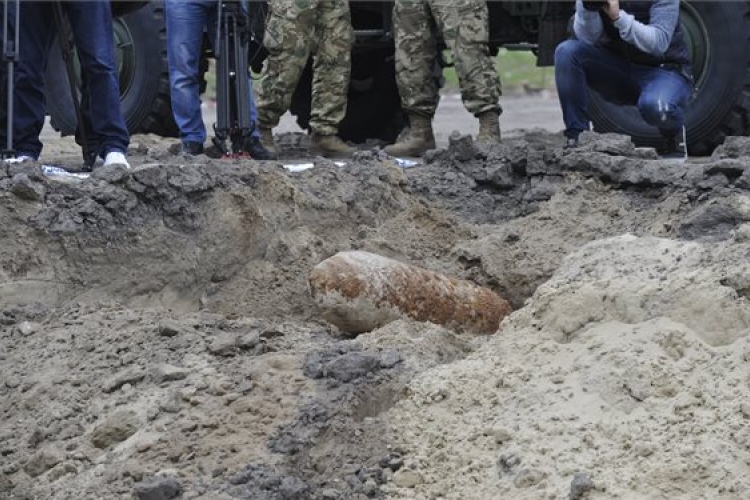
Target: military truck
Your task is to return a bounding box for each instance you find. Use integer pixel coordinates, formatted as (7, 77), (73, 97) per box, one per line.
(46, 1), (750, 155)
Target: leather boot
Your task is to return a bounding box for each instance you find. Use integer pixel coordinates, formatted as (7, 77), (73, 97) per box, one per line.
(384, 114), (436, 157)
(259, 127), (276, 155)
(311, 133), (355, 157)
(477, 111), (502, 144)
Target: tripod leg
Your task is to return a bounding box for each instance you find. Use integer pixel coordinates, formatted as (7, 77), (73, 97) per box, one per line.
(212, 4), (230, 155)
(213, 3), (255, 157)
(230, 14), (252, 153)
(1, 0), (20, 159)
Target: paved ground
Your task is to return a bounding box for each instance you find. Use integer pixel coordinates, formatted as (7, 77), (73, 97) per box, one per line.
(41, 92), (564, 150)
(247, 92), (563, 146)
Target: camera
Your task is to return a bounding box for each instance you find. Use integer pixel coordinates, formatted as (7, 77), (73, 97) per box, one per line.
(582, 0), (607, 11)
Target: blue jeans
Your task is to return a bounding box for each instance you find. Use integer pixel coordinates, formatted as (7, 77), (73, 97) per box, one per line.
(554, 39), (692, 140)
(165, 0), (260, 143)
(14, 1), (129, 159)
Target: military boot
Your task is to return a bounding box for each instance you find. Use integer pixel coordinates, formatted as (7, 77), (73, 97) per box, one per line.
(311, 133), (355, 158)
(476, 111), (501, 144)
(259, 127), (276, 156)
(384, 114), (435, 157)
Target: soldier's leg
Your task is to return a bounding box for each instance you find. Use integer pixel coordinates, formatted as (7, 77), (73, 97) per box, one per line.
(393, 0), (439, 118)
(382, 0), (437, 156)
(430, 0), (501, 117)
(308, 0), (352, 136)
(256, 0), (316, 130)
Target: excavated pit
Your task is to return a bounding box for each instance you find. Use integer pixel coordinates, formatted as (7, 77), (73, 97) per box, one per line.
(3, 131), (750, 499)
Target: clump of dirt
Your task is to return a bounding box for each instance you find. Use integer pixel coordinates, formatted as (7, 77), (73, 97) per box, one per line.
(3, 131), (750, 499)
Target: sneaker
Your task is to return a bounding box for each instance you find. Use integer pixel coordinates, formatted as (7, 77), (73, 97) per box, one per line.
(180, 141), (204, 156)
(563, 137), (579, 150)
(3, 154), (35, 164)
(661, 126), (688, 161)
(104, 151), (131, 168)
(245, 136), (277, 160)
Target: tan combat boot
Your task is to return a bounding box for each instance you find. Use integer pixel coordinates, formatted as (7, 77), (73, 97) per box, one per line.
(384, 114), (436, 157)
(259, 127), (276, 155)
(476, 111), (502, 144)
(311, 133), (355, 158)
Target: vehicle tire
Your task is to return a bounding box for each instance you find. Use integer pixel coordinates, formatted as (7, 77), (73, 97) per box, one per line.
(289, 48), (406, 144)
(46, 1), (184, 137)
(587, 1), (750, 155)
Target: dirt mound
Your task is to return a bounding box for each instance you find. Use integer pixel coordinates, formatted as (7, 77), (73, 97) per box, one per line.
(2, 132), (750, 499)
(0, 156), (469, 318)
(381, 235), (750, 500)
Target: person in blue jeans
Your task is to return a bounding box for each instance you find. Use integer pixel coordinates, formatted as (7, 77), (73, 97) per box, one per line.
(10, 1), (130, 167)
(165, 0), (274, 159)
(555, 0), (693, 159)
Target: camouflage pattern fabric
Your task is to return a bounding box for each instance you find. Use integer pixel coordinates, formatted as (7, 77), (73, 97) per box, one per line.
(256, 0), (353, 135)
(393, 0), (502, 118)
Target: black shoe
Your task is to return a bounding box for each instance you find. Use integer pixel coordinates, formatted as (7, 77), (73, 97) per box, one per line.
(246, 136), (277, 160)
(661, 126), (687, 161)
(563, 137), (579, 149)
(180, 141), (204, 156)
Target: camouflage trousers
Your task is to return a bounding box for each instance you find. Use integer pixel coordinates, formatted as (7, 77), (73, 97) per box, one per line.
(393, 0), (502, 118)
(256, 0), (353, 135)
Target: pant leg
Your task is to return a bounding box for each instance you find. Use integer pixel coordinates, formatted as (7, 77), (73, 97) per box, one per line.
(65, 1), (129, 156)
(634, 66), (692, 137)
(429, 0), (501, 117)
(165, 0), (211, 143)
(392, 0), (439, 118)
(13, 2), (55, 158)
(554, 39), (640, 139)
(256, 0), (315, 130)
(308, 0), (352, 135)
(240, 0), (260, 138)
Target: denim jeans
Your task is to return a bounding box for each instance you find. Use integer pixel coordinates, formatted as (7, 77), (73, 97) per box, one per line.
(165, 0), (260, 143)
(554, 39), (692, 140)
(13, 1), (129, 159)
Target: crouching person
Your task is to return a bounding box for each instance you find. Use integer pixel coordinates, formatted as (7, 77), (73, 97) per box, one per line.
(554, 0), (693, 159)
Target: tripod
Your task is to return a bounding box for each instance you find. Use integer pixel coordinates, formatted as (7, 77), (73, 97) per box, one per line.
(1, 0), (19, 160)
(212, 0), (254, 157)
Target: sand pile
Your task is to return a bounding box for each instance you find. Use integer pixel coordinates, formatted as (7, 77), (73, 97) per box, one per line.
(3, 132), (750, 499)
(381, 234), (750, 499)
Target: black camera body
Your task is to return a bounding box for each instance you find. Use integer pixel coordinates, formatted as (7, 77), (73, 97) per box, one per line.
(583, 0), (608, 11)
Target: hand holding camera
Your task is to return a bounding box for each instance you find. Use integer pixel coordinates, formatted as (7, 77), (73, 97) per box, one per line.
(582, 0), (607, 11)
(582, 0), (620, 21)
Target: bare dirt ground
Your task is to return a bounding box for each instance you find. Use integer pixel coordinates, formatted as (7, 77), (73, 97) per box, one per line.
(4, 95), (750, 500)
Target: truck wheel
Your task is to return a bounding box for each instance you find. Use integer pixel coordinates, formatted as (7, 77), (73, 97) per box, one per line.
(46, 1), (180, 137)
(289, 48), (406, 144)
(587, 1), (750, 155)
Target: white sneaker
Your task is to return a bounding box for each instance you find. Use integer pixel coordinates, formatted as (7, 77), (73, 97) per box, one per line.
(3, 154), (35, 164)
(103, 151), (130, 168)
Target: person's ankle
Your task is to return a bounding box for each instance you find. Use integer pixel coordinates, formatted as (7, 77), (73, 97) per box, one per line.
(660, 126), (687, 161)
(563, 130), (582, 149)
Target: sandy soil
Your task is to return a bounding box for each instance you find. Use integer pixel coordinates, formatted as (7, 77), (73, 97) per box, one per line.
(3, 98), (750, 500)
